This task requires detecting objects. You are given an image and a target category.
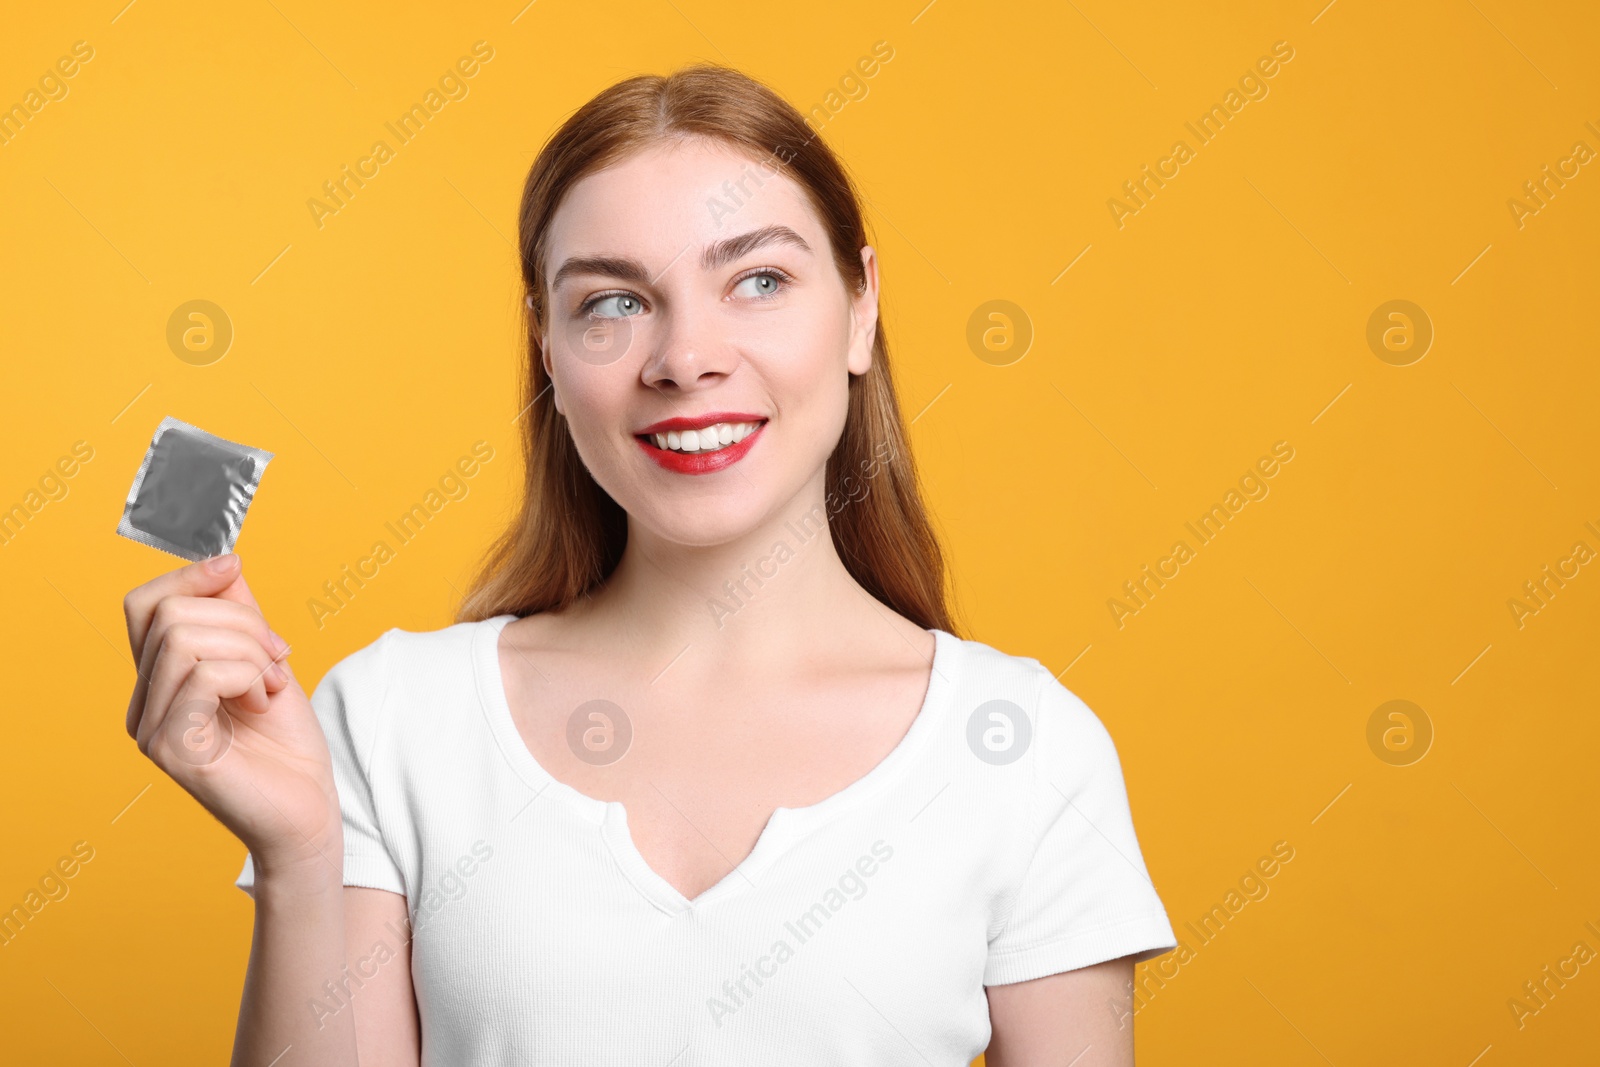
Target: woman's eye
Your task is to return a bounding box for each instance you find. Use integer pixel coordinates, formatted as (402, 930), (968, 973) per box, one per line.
(732, 271), (787, 299)
(584, 293), (644, 318)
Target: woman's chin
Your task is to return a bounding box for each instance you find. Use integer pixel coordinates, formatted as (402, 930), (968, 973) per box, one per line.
(625, 502), (780, 551)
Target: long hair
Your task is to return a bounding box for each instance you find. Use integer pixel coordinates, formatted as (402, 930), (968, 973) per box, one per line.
(455, 63), (958, 636)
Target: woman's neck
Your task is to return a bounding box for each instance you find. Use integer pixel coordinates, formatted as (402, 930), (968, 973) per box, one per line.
(570, 484), (890, 672)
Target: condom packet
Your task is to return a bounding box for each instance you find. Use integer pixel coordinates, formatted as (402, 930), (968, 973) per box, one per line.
(116, 416), (274, 562)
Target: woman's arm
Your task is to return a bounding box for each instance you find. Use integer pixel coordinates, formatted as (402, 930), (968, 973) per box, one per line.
(339, 887), (421, 1061)
(232, 864), (357, 1065)
(117, 554), (415, 1065)
(232, 881), (419, 1066)
(984, 956), (1136, 1066)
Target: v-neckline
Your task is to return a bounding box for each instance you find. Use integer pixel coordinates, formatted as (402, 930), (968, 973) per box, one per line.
(472, 614), (955, 915)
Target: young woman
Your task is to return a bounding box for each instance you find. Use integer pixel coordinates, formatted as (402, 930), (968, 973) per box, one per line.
(121, 64), (1176, 1066)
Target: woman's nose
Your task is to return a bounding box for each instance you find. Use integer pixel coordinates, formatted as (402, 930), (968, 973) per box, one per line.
(641, 303), (739, 390)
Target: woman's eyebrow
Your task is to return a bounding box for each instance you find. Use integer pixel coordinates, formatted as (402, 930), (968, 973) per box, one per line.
(699, 224), (812, 270)
(550, 255), (653, 291)
(549, 225), (813, 292)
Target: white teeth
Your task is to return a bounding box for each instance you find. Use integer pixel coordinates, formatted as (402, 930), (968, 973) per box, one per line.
(649, 421), (761, 453)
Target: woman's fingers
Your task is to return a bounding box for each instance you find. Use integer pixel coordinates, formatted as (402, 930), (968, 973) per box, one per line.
(131, 625), (287, 741)
(124, 554), (245, 661)
(214, 564), (267, 616)
(130, 595), (287, 723)
(137, 658), (270, 763)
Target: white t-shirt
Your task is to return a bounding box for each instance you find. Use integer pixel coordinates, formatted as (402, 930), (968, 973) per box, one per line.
(236, 615), (1176, 1064)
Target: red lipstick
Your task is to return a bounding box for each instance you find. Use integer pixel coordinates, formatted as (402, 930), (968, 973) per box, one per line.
(636, 412), (766, 435)
(634, 413), (767, 475)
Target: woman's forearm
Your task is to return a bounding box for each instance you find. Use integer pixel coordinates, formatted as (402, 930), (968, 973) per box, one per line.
(232, 865), (358, 1067)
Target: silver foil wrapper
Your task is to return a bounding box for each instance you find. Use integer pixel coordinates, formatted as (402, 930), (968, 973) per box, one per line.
(116, 416), (274, 562)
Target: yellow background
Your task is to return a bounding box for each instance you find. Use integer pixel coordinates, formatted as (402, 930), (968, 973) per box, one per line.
(2, 0), (1597, 1063)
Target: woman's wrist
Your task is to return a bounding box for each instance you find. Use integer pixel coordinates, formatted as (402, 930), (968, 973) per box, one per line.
(249, 838), (346, 896)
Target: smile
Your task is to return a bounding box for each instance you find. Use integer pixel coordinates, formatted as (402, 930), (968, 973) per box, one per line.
(634, 414), (768, 474)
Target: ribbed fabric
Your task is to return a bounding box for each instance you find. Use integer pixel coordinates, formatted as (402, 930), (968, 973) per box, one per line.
(236, 616), (1177, 1064)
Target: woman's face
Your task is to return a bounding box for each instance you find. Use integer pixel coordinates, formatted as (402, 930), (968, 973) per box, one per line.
(539, 136), (878, 548)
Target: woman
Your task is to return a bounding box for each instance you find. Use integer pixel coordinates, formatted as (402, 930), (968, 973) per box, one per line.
(121, 64), (1176, 1065)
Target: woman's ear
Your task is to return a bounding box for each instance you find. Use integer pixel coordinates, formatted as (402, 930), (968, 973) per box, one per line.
(538, 330), (565, 416)
(847, 245), (880, 377)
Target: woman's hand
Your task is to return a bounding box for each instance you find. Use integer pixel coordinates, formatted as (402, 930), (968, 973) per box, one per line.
(122, 553), (342, 885)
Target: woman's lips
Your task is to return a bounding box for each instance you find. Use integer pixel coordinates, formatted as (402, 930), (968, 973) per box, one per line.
(635, 420), (766, 474)
(635, 412), (766, 436)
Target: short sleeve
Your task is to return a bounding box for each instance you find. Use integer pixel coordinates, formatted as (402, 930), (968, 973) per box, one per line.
(983, 669), (1177, 986)
(234, 630), (406, 897)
